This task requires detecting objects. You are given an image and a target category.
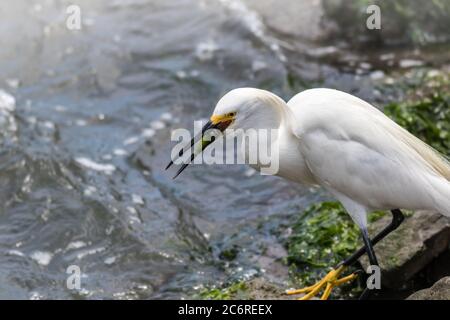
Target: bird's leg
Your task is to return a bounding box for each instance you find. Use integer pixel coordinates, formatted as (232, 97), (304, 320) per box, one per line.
(357, 227), (379, 300)
(339, 209), (404, 267)
(361, 227), (378, 265)
(286, 209), (405, 300)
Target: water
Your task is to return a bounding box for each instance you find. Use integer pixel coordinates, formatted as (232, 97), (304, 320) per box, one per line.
(0, 0), (447, 299)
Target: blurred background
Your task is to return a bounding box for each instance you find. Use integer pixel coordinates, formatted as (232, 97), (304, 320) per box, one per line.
(0, 0), (449, 299)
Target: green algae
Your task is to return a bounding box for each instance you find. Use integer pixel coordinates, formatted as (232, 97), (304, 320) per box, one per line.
(384, 86), (450, 156)
(199, 281), (248, 300)
(284, 201), (385, 297)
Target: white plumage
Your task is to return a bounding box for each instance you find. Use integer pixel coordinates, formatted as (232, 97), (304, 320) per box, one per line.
(167, 86), (450, 299)
(212, 87), (450, 229)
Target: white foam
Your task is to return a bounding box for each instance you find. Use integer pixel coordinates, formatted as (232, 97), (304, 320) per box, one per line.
(359, 62), (372, 70)
(160, 112), (173, 121)
(0, 90), (16, 112)
(7, 249), (25, 257)
(113, 148), (128, 156)
(75, 119), (87, 126)
(102, 154), (113, 160)
(76, 246), (106, 260)
(131, 194), (144, 205)
(370, 70), (385, 80)
(380, 53), (395, 61)
(83, 186), (97, 197)
(195, 40), (219, 62)
(190, 70), (200, 77)
(251, 60), (267, 72)
(176, 70), (187, 79)
(127, 206), (137, 214)
(218, 0), (286, 62)
(150, 120), (165, 130)
(30, 292), (44, 300)
(42, 121), (55, 129)
(6, 78), (20, 89)
(141, 128), (155, 138)
(104, 256), (116, 265)
(27, 116), (37, 124)
(66, 241), (87, 250)
(307, 46), (338, 58)
(399, 59), (423, 68)
(123, 136), (139, 145)
(54, 105), (67, 112)
(30, 251), (53, 266)
(75, 157), (116, 174)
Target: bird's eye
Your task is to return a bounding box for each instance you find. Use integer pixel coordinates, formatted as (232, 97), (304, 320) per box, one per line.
(227, 112), (236, 117)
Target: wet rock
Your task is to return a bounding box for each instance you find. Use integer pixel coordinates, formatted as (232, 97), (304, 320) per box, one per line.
(243, 0), (450, 46)
(242, 0), (327, 41)
(360, 211), (450, 288)
(322, 0), (450, 46)
(407, 277), (450, 300)
(253, 243), (289, 282)
(240, 278), (291, 300)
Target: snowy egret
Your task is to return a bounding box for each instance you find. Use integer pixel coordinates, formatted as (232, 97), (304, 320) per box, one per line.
(166, 88), (450, 299)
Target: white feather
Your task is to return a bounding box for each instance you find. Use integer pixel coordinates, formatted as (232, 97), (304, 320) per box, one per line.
(213, 88), (450, 227)
(287, 88), (450, 221)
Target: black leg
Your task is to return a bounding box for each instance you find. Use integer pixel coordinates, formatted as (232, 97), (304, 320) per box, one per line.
(358, 227), (379, 300)
(286, 210), (405, 300)
(337, 209), (405, 268)
(361, 227), (378, 266)
(335, 209), (404, 300)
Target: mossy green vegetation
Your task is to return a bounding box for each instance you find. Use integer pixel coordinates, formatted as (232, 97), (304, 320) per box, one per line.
(284, 202), (385, 297)
(286, 202), (361, 268)
(199, 281), (247, 300)
(384, 72), (450, 156)
(385, 93), (450, 155)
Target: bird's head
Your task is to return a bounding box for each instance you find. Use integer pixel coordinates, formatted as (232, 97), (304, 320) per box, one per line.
(211, 88), (283, 131)
(166, 88), (284, 178)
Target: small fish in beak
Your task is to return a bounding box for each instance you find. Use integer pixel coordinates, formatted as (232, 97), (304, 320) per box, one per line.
(165, 114), (234, 178)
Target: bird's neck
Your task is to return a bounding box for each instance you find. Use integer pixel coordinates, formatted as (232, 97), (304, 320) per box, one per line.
(268, 98), (318, 185)
(238, 96), (315, 182)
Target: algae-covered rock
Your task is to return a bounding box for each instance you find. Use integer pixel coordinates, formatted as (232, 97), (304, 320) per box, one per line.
(407, 276), (450, 300)
(199, 278), (290, 300)
(199, 281), (248, 300)
(284, 202), (385, 298)
(286, 202), (361, 269)
(360, 211), (450, 288)
(323, 0), (450, 46)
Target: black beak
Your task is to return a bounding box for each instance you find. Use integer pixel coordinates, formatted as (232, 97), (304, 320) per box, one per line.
(165, 120), (218, 179)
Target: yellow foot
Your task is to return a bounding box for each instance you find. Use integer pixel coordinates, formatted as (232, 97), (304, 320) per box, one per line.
(286, 265), (358, 300)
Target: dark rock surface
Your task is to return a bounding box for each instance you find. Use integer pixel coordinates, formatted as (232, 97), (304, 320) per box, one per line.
(360, 211), (450, 288)
(408, 277), (450, 300)
(240, 278), (291, 300)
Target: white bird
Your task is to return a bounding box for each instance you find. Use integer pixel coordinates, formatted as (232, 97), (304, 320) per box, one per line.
(166, 87), (450, 299)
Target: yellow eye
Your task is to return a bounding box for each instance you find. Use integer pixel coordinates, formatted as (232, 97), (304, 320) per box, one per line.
(227, 112), (236, 117)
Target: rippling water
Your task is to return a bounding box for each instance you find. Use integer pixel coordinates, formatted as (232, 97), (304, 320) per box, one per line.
(0, 0), (445, 299)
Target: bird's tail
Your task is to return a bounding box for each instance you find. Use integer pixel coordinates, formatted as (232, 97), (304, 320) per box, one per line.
(393, 123), (450, 217)
(428, 175), (450, 217)
(402, 132), (450, 181)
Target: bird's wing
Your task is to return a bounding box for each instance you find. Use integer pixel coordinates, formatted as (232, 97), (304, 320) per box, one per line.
(287, 89), (450, 214)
